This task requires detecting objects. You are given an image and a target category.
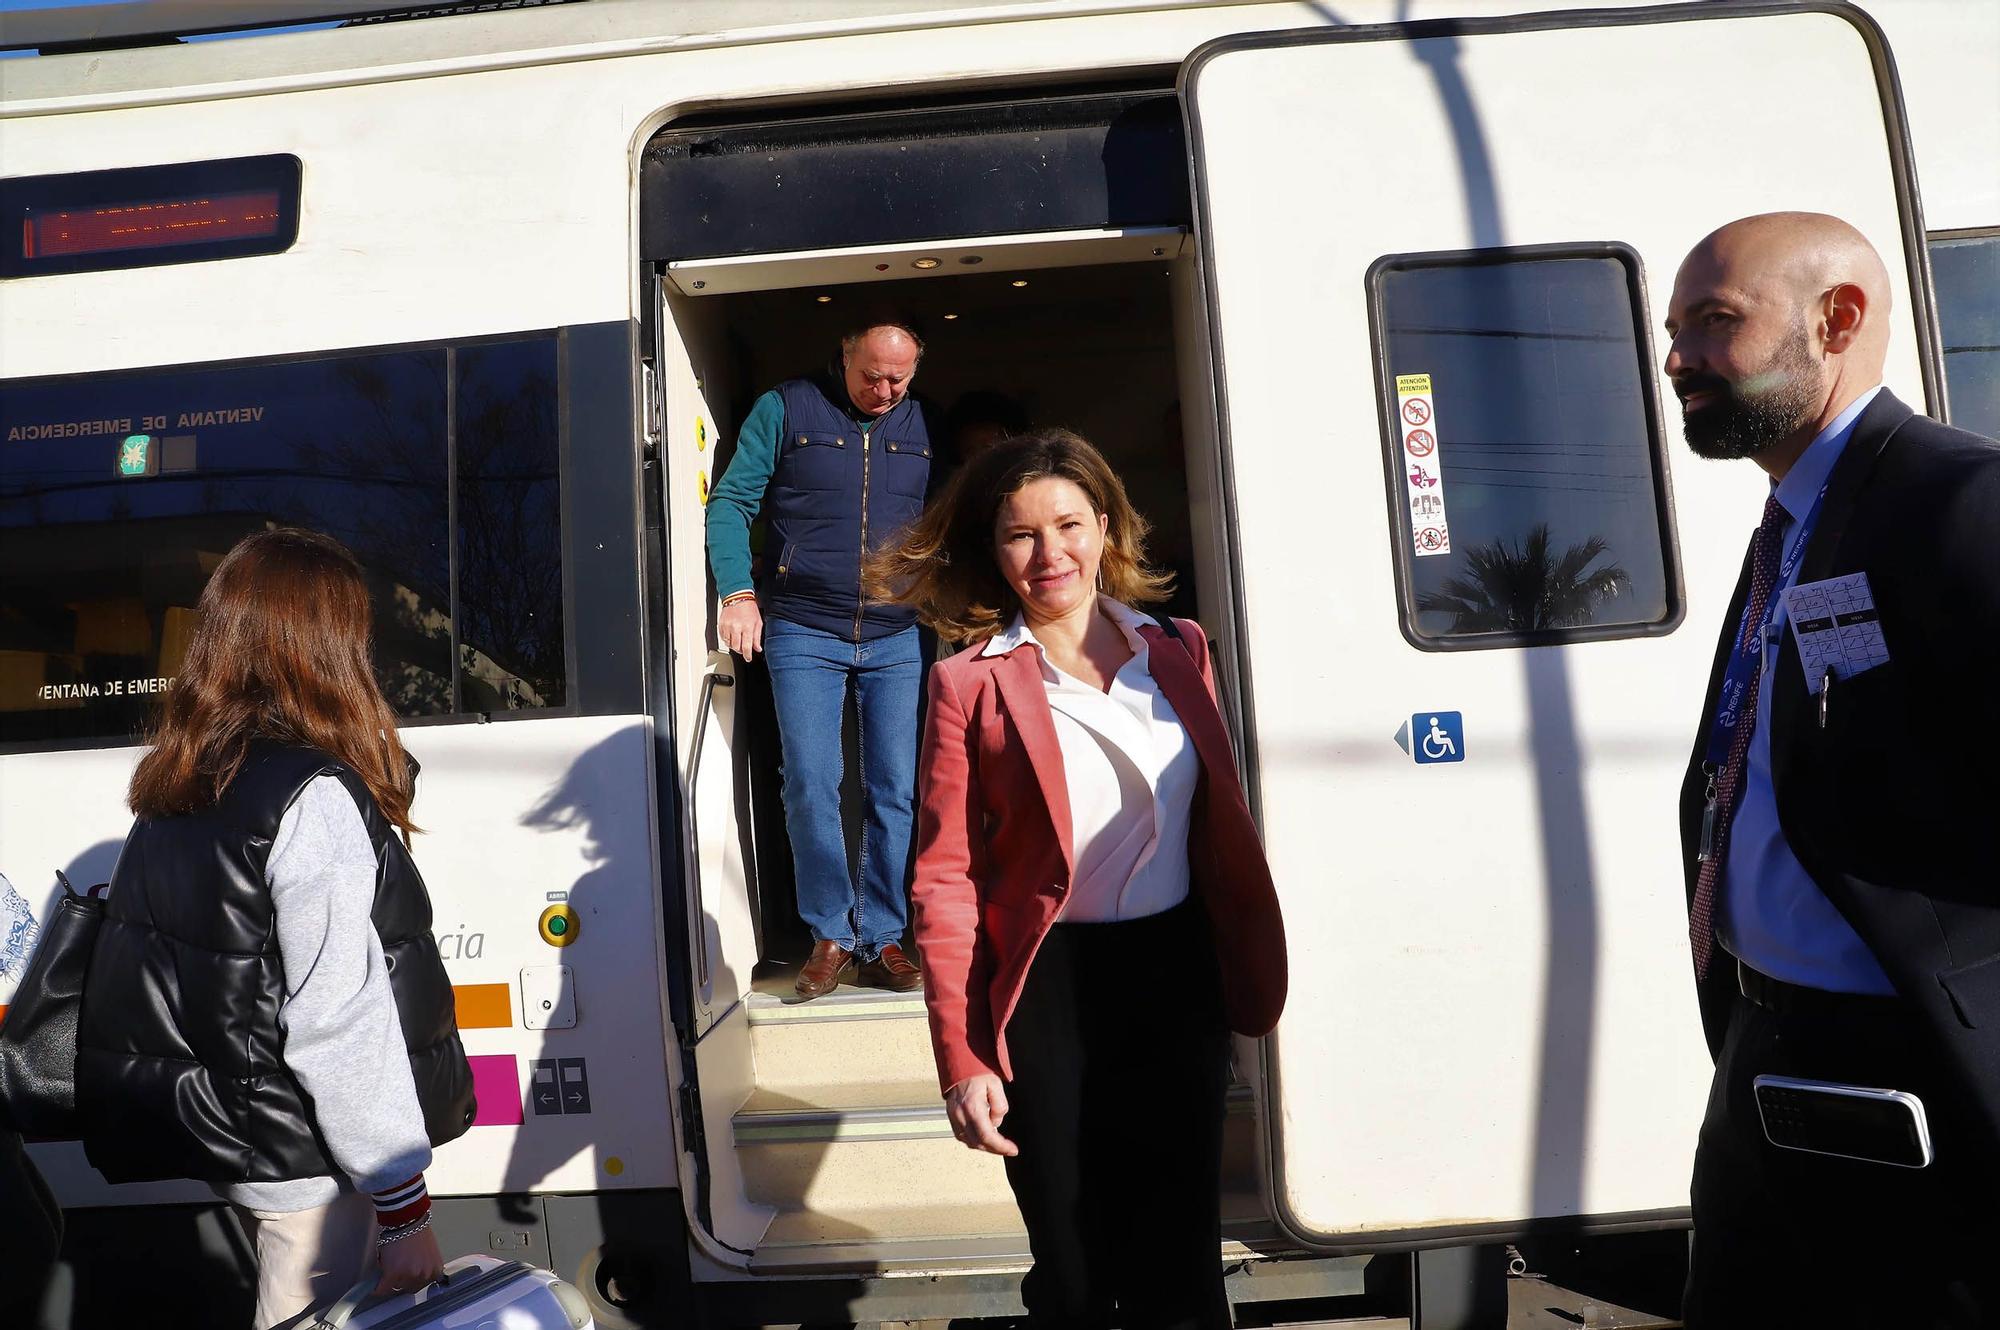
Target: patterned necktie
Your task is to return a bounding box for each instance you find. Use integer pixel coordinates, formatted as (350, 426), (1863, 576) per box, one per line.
(1690, 494), (1789, 980)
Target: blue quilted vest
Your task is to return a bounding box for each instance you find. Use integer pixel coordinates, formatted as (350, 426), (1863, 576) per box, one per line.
(760, 375), (933, 641)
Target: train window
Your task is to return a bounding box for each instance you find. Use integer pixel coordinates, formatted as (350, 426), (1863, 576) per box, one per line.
(454, 339), (566, 712)
(1931, 230), (2000, 439)
(1369, 245), (1678, 650)
(1, 156), (301, 280)
(0, 334), (568, 749)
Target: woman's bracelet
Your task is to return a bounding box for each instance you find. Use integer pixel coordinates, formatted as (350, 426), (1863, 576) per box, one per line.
(377, 1213), (433, 1248)
(720, 590), (756, 607)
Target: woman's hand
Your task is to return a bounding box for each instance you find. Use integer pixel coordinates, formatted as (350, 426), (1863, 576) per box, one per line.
(944, 1074), (1018, 1156)
(375, 1222), (446, 1296)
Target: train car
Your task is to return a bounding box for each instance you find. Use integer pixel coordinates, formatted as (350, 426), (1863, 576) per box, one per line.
(2, 0), (1994, 1323)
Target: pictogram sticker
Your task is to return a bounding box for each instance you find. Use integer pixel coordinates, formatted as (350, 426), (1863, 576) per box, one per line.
(1413, 711), (1465, 764)
(1395, 372), (1451, 557)
(528, 1057), (593, 1116)
(530, 1060), (562, 1116)
(559, 1058), (592, 1114)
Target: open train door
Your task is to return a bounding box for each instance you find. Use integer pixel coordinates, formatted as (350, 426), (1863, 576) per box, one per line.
(1177, 2), (1941, 1252)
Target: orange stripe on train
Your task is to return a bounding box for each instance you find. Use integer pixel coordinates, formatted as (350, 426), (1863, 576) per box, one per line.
(453, 983), (511, 1030)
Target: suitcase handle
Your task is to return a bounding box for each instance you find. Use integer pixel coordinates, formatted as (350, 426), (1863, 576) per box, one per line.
(298, 1268), (461, 1329)
(306, 1277), (381, 1330)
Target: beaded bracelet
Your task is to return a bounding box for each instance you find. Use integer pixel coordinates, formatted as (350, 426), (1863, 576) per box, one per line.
(377, 1213), (433, 1248)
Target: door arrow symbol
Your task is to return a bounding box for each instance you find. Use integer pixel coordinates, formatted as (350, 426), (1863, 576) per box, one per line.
(567, 1092), (583, 1104)
(1394, 718), (1411, 755)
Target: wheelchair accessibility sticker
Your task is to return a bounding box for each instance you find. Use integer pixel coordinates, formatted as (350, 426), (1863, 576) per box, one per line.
(1395, 711), (1465, 765)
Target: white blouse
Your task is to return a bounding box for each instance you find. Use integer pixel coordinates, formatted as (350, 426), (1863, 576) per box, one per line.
(982, 597), (1198, 922)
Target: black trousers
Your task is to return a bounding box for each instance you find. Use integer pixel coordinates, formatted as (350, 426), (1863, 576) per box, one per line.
(0, 1124), (63, 1324)
(1684, 981), (2000, 1329)
(1000, 897), (1232, 1330)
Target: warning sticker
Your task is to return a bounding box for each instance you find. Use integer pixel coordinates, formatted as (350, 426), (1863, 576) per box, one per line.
(1396, 373), (1450, 557)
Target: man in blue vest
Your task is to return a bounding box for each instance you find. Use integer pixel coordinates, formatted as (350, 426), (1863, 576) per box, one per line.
(706, 320), (935, 1000)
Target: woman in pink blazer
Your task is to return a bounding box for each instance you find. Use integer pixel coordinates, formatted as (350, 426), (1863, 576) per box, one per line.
(869, 428), (1286, 1328)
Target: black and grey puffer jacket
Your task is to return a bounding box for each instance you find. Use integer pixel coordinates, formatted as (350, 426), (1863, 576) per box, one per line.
(76, 742), (474, 1183)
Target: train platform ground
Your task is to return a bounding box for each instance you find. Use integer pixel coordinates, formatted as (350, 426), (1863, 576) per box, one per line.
(764, 1273), (1676, 1330)
(1501, 1275), (1678, 1329)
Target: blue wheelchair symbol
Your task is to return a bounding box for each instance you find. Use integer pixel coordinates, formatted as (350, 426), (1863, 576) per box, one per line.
(1412, 711), (1465, 764)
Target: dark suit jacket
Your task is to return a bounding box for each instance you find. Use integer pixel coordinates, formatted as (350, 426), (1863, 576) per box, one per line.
(1679, 390), (2000, 1160)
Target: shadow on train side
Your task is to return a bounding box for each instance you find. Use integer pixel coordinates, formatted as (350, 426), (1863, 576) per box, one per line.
(1397, 4), (1604, 1316)
(501, 730), (696, 1325)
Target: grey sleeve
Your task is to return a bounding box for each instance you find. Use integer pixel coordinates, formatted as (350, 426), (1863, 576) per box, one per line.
(266, 775), (433, 1194)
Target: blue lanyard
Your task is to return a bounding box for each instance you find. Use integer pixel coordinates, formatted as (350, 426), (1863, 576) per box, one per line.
(1703, 484), (1828, 769)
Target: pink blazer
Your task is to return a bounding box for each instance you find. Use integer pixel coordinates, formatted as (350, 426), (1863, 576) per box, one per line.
(911, 616), (1288, 1093)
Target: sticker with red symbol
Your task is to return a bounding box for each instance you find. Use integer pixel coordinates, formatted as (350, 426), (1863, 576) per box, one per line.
(1394, 373), (1451, 557)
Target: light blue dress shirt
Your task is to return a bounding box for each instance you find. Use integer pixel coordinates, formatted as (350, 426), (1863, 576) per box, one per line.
(1717, 385), (1896, 995)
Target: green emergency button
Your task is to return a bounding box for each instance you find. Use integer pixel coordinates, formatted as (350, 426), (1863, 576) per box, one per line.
(117, 434), (157, 478)
(538, 902), (579, 948)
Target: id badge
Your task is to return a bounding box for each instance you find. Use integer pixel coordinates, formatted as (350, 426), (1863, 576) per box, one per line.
(1782, 572), (1890, 695)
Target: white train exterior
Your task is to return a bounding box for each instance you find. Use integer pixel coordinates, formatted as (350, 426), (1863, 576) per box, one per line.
(1, 1), (1994, 1323)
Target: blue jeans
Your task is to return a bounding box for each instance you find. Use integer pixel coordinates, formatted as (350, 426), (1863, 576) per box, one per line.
(762, 620), (923, 960)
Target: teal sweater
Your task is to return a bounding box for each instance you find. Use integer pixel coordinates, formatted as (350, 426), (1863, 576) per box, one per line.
(705, 387), (893, 599)
(704, 390), (785, 600)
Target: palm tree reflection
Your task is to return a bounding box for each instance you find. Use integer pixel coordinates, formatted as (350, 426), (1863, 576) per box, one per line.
(1417, 523), (1630, 634)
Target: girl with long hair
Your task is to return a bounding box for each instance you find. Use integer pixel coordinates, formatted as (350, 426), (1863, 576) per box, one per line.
(76, 528), (473, 1327)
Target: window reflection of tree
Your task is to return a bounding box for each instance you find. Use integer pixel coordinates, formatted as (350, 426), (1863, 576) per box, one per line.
(1417, 523), (1630, 635)
(280, 356), (454, 716)
(1, 341), (566, 737)
(453, 351), (564, 711)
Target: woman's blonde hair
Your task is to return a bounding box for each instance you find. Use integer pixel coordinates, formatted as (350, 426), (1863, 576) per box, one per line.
(128, 527), (419, 833)
(866, 427), (1172, 642)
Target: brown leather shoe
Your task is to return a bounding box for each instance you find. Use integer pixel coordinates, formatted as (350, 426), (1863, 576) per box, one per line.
(857, 942), (924, 992)
(794, 939), (855, 1000)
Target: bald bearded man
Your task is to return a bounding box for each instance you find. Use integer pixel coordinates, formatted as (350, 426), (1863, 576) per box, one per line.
(1667, 213), (2000, 1326)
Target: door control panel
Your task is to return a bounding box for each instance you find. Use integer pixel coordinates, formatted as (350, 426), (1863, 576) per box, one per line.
(520, 965), (576, 1030)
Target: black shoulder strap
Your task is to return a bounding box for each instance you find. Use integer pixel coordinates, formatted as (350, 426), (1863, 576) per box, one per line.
(1154, 615), (1198, 664)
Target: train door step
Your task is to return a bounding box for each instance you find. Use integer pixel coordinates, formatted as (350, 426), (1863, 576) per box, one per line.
(736, 986), (1272, 1271)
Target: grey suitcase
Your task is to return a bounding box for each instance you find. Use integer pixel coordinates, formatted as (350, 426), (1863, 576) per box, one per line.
(275, 1253), (594, 1329)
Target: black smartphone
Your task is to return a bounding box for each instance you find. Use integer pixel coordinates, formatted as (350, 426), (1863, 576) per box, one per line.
(1753, 1074), (1932, 1168)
